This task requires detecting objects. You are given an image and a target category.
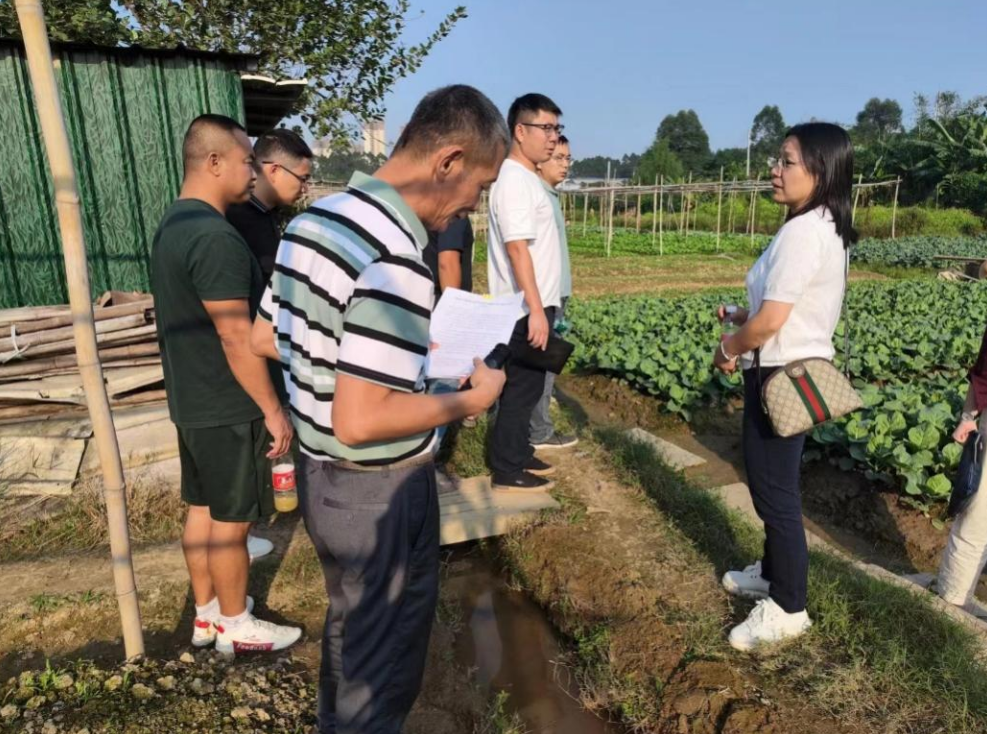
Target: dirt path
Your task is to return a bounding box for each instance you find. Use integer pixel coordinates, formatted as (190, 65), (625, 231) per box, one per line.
(500, 425), (853, 733)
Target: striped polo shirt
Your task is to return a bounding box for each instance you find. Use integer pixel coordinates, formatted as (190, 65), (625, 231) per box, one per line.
(258, 171), (436, 465)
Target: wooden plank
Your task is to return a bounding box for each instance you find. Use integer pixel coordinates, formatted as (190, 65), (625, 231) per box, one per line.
(0, 415), (92, 439)
(79, 417), (178, 475)
(110, 402), (170, 431)
(105, 364), (164, 397)
(440, 502), (559, 546)
(0, 435), (86, 496)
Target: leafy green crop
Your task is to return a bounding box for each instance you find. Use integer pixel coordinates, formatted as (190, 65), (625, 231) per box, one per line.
(568, 280), (987, 503)
(851, 235), (987, 268)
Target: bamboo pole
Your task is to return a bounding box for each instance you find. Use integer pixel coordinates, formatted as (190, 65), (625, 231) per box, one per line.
(4, 299), (152, 335)
(651, 175), (658, 248)
(0, 342), (160, 380)
(14, 0), (143, 658)
(749, 174), (761, 251)
(606, 189), (615, 257)
(891, 176), (901, 239)
(635, 191), (642, 233)
(851, 173), (863, 225)
(716, 167), (724, 252)
(728, 177), (737, 233)
(582, 192), (588, 237)
(622, 193), (628, 229)
(658, 175), (664, 256)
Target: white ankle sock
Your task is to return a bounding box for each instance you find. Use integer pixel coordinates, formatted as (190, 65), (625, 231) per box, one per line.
(195, 597), (220, 622)
(219, 608), (251, 631)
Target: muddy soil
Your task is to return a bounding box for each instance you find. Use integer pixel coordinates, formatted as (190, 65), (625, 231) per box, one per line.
(558, 373), (957, 580)
(501, 438), (852, 734)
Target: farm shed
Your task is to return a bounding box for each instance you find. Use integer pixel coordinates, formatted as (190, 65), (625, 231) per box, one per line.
(0, 39), (305, 309)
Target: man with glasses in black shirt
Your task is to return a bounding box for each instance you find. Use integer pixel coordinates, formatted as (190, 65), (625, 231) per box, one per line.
(228, 129), (314, 282)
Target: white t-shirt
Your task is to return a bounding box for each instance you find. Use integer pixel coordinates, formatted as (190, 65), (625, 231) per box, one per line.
(741, 206), (846, 368)
(487, 159), (562, 313)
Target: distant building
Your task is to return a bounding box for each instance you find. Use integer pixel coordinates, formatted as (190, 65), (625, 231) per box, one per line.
(362, 119), (386, 157)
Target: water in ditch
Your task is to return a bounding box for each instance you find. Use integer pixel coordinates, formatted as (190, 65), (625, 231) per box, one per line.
(443, 548), (625, 734)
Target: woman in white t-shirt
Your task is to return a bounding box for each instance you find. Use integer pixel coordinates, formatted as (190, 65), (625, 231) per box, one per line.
(712, 123), (858, 651)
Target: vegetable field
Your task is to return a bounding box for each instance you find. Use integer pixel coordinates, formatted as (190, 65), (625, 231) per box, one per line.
(568, 280), (987, 506)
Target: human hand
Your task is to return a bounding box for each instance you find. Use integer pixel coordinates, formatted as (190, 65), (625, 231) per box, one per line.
(527, 309), (549, 351)
(264, 406), (294, 458)
(713, 340), (738, 375)
(953, 419), (979, 444)
(466, 357), (506, 413)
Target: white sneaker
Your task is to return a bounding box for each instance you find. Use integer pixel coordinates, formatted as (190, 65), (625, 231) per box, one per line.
(191, 596), (254, 648)
(728, 598), (812, 652)
(247, 535), (274, 562)
(722, 560), (770, 600)
(215, 614), (302, 655)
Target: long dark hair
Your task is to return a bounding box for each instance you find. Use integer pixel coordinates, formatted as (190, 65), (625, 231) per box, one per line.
(785, 122), (858, 250)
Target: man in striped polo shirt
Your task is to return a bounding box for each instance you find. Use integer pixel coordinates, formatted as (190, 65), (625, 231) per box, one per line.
(251, 85), (508, 733)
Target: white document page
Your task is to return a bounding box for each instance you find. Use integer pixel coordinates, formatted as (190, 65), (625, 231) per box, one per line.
(426, 289), (523, 379)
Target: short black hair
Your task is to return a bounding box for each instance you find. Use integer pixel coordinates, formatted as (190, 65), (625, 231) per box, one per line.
(558, 134), (569, 146)
(254, 128), (313, 162)
(507, 93), (562, 140)
(393, 85), (509, 164)
(182, 114), (246, 171)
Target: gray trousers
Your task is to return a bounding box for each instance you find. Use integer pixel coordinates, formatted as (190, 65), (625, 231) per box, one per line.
(297, 455), (440, 734)
(529, 371), (557, 444)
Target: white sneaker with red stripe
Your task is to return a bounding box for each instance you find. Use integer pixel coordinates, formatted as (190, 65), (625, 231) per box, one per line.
(191, 596), (254, 648)
(215, 614), (301, 655)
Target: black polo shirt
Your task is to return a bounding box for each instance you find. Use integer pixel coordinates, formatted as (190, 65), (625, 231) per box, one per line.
(227, 195), (282, 281)
(422, 218), (474, 296)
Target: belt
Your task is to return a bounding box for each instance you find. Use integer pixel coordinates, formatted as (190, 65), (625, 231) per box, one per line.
(332, 452), (434, 473)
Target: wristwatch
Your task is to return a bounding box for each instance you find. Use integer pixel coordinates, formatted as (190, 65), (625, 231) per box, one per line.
(962, 410), (979, 423)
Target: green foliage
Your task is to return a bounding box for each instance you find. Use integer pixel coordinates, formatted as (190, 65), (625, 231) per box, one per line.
(655, 109), (711, 174)
(570, 154), (640, 179)
(633, 138), (684, 185)
(569, 280), (987, 503)
(312, 150), (386, 182)
(0, 0), (464, 143)
(852, 234), (987, 267)
(565, 228), (770, 257)
(853, 98), (904, 145)
(0, 0), (128, 46)
(751, 104), (786, 164)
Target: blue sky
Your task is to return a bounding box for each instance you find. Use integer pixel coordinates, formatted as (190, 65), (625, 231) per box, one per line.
(381, 0), (987, 159)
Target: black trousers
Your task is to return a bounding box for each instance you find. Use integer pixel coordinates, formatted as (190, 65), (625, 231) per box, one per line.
(297, 456), (440, 734)
(743, 367), (808, 614)
(489, 307), (556, 477)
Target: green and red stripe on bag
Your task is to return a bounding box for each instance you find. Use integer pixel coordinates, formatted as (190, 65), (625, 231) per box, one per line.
(760, 358), (862, 438)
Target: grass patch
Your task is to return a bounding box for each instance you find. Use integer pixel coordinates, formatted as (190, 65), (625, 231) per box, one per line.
(597, 425), (987, 733)
(0, 473), (186, 563)
(440, 415), (491, 478)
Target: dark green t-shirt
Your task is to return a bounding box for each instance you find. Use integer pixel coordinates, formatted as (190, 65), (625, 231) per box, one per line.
(151, 198), (268, 428)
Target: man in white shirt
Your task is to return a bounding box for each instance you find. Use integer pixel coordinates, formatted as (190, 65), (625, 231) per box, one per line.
(487, 93), (564, 492)
(530, 134), (578, 451)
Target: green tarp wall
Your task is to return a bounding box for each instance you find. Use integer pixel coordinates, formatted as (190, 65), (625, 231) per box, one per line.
(0, 41), (246, 308)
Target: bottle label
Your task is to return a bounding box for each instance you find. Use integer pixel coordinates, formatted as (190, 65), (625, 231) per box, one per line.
(272, 464), (296, 491)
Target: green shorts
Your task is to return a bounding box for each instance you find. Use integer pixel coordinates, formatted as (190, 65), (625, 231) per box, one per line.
(177, 417), (274, 522)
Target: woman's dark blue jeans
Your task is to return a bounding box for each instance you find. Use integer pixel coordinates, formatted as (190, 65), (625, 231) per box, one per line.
(742, 366), (808, 613)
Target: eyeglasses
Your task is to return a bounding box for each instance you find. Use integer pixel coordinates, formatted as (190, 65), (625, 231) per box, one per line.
(768, 156), (803, 171)
(550, 154), (573, 163)
(520, 122), (565, 135)
(261, 160), (311, 186)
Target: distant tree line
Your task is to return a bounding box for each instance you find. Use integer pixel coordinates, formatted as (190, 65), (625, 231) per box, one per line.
(570, 93), (987, 214)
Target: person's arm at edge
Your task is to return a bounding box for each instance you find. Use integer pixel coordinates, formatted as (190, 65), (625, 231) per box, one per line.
(437, 250), (462, 292)
(505, 240), (549, 349)
(333, 358), (504, 445)
(204, 299), (292, 456)
(250, 315), (279, 360)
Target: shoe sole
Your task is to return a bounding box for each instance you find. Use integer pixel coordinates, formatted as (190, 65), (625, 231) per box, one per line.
(216, 628), (302, 655)
(531, 440), (579, 451)
(728, 621), (812, 652)
(722, 581), (770, 600)
(525, 465), (557, 477)
(492, 481), (555, 494)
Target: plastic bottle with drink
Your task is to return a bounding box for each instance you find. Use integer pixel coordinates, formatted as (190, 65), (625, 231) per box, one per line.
(722, 305), (739, 336)
(271, 455), (298, 513)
